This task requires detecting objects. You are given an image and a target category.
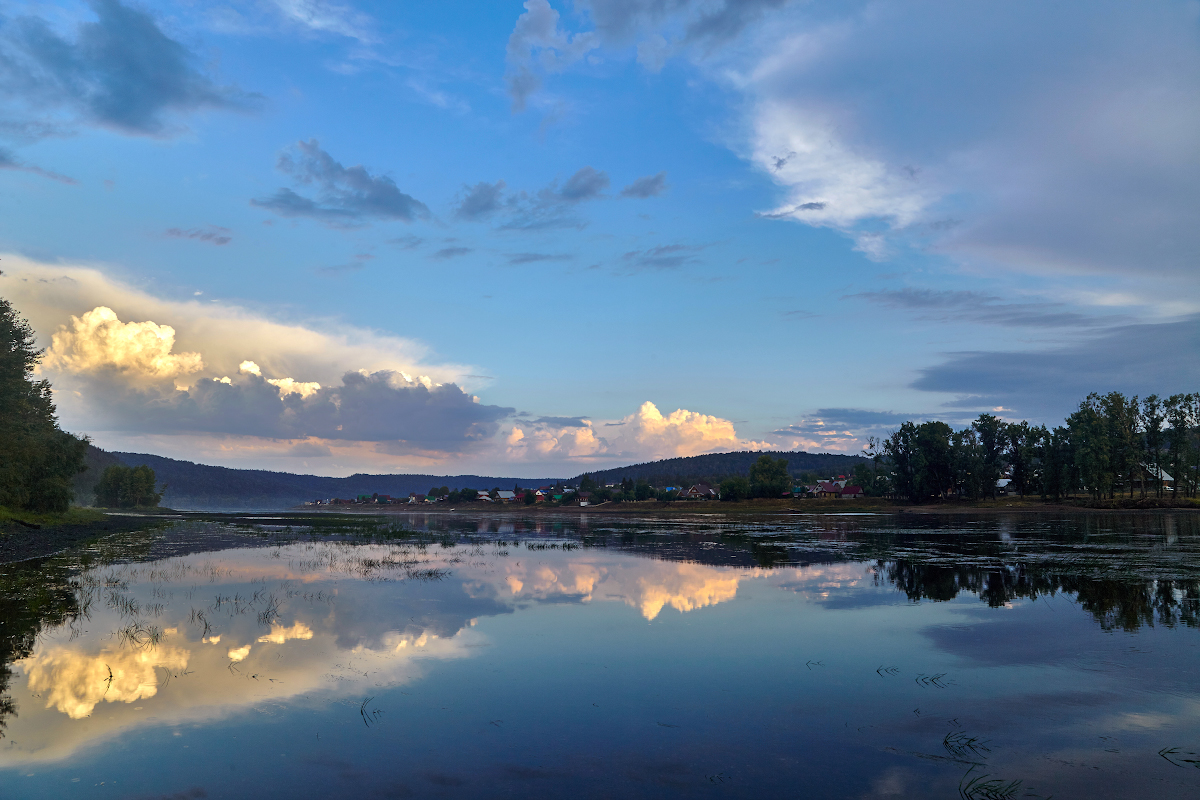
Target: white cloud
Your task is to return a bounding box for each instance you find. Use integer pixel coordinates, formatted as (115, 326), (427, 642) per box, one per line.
(4, 255), (466, 389)
(504, 401), (773, 467)
(44, 306), (204, 380)
(271, 0), (378, 43)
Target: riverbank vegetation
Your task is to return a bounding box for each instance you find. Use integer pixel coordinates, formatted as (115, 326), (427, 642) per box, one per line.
(874, 392), (1199, 505)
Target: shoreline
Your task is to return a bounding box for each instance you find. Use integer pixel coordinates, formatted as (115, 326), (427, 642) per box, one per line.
(4, 497), (1196, 564)
(293, 496), (1200, 517)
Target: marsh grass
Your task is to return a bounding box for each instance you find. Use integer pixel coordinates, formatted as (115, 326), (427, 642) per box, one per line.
(958, 766), (1023, 800)
(944, 732), (991, 759)
(116, 622), (162, 650)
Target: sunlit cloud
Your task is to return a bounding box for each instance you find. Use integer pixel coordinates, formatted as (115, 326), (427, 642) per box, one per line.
(24, 644), (190, 720)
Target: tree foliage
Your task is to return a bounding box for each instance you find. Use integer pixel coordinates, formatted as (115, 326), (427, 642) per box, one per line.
(748, 455), (791, 498)
(94, 465), (163, 509)
(880, 392), (1200, 503)
(0, 297), (88, 513)
(719, 476), (750, 501)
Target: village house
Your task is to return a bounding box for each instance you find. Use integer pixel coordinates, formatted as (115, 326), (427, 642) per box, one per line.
(680, 483), (717, 500)
(1131, 465), (1175, 493)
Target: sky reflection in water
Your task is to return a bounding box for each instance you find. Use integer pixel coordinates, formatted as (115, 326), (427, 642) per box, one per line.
(2, 512), (1199, 798)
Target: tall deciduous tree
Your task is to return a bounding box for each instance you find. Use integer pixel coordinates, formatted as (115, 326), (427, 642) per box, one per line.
(0, 297), (88, 513)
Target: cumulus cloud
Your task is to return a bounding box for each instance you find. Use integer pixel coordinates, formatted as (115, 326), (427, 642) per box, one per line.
(251, 139), (428, 226)
(165, 225), (231, 246)
(0, 0), (259, 136)
(5, 251), (475, 406)
(44, 306), (204, 379)
(620, 171), (668, 198)
(505, 0), (599, 111)
(25, 643), (190, 720)
(504, 401), (770, 467)
(606, 401), (753, 460)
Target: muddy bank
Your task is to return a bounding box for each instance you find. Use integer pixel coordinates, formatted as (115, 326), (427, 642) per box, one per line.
(0, 513), (175, 563)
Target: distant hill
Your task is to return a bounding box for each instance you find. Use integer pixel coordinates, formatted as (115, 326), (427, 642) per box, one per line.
(111, 451), (563, 511)
(573, 450), (867, 487)
(76, 447), (866, 511)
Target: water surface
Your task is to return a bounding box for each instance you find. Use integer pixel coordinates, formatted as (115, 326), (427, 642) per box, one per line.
(2, 511), (1199, 798)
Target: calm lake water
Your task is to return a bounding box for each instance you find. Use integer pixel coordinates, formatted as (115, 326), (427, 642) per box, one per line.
(2, 511), (1199, 799)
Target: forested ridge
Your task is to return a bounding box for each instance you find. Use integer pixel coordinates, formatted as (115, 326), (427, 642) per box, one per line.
(109, 451), (564, 510)
(574, 450), (867, 488)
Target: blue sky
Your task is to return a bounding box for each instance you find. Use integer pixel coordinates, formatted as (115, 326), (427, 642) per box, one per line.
(1, 0), (1197, 476)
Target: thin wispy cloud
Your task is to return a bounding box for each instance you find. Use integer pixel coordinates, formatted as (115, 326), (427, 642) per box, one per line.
(621, 243), (706, 271)
(0, 147), (76, 184)
(849, 288), (1120, 328)
(506, 253), (573, 265)
(433, 247), (472, 260)
(166, 226), (232, 246)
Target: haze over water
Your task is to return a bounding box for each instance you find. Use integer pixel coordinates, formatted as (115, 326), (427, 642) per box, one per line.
(2, 511), (1199, 798)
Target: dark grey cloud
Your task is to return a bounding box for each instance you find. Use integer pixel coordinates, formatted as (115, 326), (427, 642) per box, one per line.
(0, 145), (76, 184)
(73, 370), (515, 453)
(621, 243), (705, 270)
(433, 246), (472, 260)
(620, 171), (667, 198)
(548, 166), (609, 203)
(850, 288), (1118, 329)
(913, 315), (1200, 421)
(0, 0), (258, 136)
(812, 409), (918, 427)
(251, 139), (428, 226)
(455, 180), (508, 220)
(680, 0), (789, 46)
(506, 252), (572, 265)
(165, 225), (231, 246)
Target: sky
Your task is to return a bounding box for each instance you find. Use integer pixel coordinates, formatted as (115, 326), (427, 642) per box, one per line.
(1, 0), (1197, 478)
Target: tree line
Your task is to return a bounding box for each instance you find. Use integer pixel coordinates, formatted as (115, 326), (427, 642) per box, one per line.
(870, 392), (1200, 503)
(0, 298), (88, 513)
